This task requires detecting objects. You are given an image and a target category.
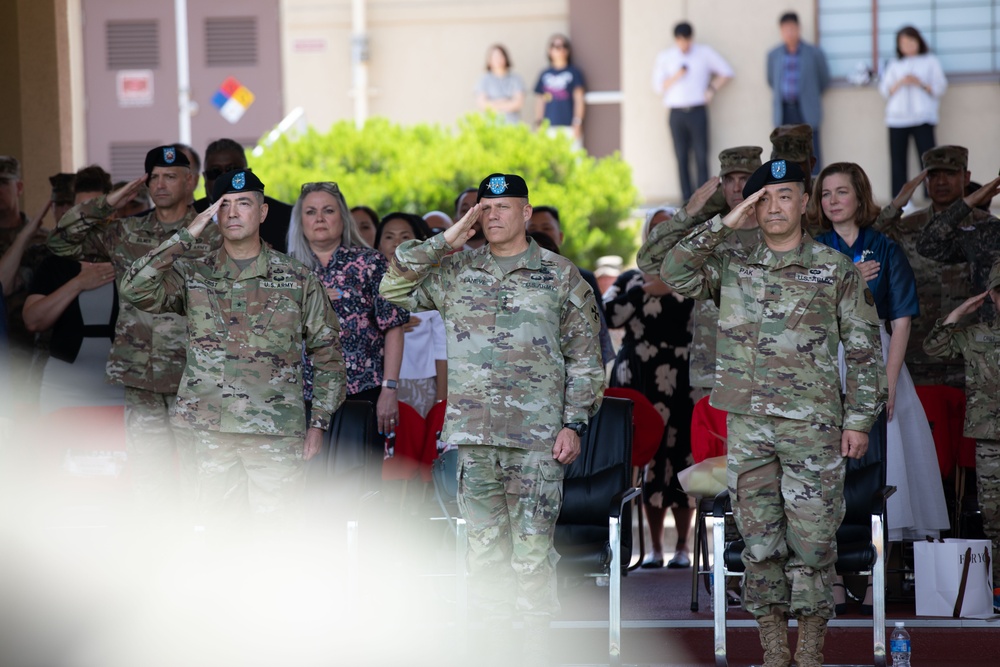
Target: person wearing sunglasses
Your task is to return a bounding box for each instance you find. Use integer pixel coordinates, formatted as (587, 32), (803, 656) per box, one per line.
(533, 34), (586, 150)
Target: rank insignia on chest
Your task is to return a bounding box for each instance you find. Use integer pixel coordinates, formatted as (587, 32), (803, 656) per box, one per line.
(765, 285), (782, 299)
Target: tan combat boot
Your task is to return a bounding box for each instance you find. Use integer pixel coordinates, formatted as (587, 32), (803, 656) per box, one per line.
(794, 616), (829, 667)
(756, 612), (791, 667)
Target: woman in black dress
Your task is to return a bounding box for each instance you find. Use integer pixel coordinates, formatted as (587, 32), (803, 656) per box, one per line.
(603, 207), (695, 568)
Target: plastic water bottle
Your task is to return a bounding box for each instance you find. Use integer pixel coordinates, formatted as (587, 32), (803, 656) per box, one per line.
(890, 621), (911, 666)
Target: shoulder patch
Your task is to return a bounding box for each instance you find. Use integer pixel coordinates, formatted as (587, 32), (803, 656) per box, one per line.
(864, 288), (875, 307)
(569, 278), (593, 309)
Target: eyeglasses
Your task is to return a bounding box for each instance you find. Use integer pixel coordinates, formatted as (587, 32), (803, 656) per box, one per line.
(550, 42), (568, 50)
(203, 165), (245, 180)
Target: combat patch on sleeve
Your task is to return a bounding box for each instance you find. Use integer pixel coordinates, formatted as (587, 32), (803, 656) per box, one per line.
(569, 278), (593, 309)
(864, 288), (875, 307)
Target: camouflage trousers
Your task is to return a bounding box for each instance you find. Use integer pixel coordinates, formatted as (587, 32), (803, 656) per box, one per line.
(187, 429), (306, 521)
(124, 386), (195, 515)
(727, 413), (845, 620)
(976, 440), (1000, 584)
(457, 446), (564, 619)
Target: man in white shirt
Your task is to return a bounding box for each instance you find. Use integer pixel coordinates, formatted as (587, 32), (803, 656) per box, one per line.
(652, 22), (733, 201)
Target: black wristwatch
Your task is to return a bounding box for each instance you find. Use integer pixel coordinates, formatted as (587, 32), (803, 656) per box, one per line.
(563, 422), (587, 437)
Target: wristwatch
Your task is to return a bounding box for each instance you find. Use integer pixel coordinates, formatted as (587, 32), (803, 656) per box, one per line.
(382, 379), (398, 390)
(563, 422), (587, 437)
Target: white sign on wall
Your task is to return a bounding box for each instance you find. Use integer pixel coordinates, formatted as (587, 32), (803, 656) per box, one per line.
(116, 70), (154, 107)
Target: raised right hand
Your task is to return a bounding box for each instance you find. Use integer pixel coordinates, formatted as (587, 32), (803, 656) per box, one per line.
(945, 291), (989, 324)
(721, 187), (764, 230)
(963, 176), (1000, 210)
(686, 177), (720, 216)
(443, 203), (481, 249)
(186, 197), (224, 239)
(105, 176), (147, 210)
(891, 169), (927, 209)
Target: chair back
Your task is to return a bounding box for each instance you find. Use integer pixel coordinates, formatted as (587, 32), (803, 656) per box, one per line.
(604, 387), (664, 468)
(555, 397), (634, 573)
(691, 395), (727, 463)
(915, 384), (977, 474)
(306, 400), (381, 506)
(382, 401), (426, 481)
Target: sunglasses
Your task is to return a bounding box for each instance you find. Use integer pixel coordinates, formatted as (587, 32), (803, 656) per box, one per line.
(301, 181), (341, 193)
(203, 165), (246, 180)
(550, 42), (568, 50)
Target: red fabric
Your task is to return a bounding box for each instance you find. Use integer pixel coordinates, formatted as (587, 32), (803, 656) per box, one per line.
(691, 396), (727, 463)
(419, 400), (448, 482)
(382, 401), (425, 481)
(915, 384), (978, 474)
(604, 387), (665, 467)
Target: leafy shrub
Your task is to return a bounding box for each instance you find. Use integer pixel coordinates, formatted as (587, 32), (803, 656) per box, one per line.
(249, 113), (640, 268)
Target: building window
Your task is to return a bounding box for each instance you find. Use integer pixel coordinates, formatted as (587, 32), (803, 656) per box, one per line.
(819, 0), (1000, 80)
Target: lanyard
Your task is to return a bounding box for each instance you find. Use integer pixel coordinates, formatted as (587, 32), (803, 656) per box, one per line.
(832, 227), (866, 263)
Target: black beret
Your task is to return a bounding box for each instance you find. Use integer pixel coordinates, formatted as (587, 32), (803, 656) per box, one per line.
(144, 145), (191, 174)
(476, 173), (529, 201)
(212, 169), (265, 202)
(742, 159), (807, 199)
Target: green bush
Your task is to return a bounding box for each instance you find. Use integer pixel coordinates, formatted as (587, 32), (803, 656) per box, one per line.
(248, 113), (640, 268)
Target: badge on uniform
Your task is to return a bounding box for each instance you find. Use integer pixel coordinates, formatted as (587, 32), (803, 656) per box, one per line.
(232, 172), (246, 190)
(163, 147), (176, 164)
(488, 176), (508, 195)
(770, 160), (787, 179)
(864, 288), (875, 306)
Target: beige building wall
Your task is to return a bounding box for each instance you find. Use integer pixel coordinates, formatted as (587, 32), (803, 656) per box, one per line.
(623, 0), (1000, 206)
(282, 0), (568, 131)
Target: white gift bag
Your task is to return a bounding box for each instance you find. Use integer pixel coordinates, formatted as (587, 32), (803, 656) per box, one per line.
(677, 455), (728, 497)
(913, 538), (994, 618)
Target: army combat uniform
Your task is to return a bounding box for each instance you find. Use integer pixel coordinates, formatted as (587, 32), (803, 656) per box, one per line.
(924, 261), (1000, 588)
(380, 230), (605, 619)
(48, 191), (219, 513)
(119, 225), (345, 517)
(661, 213), (885, 621)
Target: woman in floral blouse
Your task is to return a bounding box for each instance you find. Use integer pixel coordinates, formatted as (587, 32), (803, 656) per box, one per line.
(287, 182), (409, 435)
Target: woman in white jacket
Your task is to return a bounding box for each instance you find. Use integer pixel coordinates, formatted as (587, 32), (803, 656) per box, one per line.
(879, 26), (947, 196)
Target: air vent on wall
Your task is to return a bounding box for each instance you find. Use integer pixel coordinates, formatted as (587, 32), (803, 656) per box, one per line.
(110, 142), (154, 183)
(205, 17), (258, 67)
(106, 21), (160, 70)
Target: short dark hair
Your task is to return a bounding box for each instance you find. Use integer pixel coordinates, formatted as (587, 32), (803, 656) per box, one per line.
(486, 44), (511, 71)
(779, 12), (799, 25)
(547, 33), (572, 66)
(528, 230), (560, 254)
(205, 138), (247, 161)
(74, 165), (113, 194)
(896, 26), (929, 58)
(375, 212), (433, 249)
(351, 205), (380, 226)
(454, 187), (477, 215)
(673, 22), (693, 39)
(532, 205), (560, 223)
(175, 143), (201, 174)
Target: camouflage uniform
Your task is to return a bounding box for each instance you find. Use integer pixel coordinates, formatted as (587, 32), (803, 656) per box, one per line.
(119, 227), (346, 516)
(637, 146), (763, 391)
(379, 233), (605, 618)
(924, 261), (1000, 584)
(875, 204), (971, 386)
(661, 214), (885, 620)
(48, 195), (219, 511)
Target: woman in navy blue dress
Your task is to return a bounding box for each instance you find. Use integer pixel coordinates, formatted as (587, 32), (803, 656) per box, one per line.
(810, 162), (948, 612)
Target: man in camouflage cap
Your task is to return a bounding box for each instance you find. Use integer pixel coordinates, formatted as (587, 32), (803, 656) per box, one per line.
(660, 159), (885, 667)
(48, 145), (220, 519)
(925, 257), (1000, 607)
(875, 144), (996, 387)
(770, 124), (815, 192)
(120, 169), (345, 522)
(637, 146), (763, 394)
(380, 172), (605, 666)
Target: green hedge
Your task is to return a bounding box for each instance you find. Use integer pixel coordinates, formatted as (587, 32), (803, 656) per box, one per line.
(248, 113), (640, 268)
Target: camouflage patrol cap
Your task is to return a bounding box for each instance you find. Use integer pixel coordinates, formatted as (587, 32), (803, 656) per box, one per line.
(0, 155), (21, 182)
(719, 146), (763, 177)
(144, 145), (191, 175)
(769, 124), (814, 163)
(988, 258), (1000, 291)
(476, 173), (529, 201)
(922, 145), (968, 172)
(742, 159), (807, 198)
(212, 169), (265, 202)
(49, 173), (76, 204)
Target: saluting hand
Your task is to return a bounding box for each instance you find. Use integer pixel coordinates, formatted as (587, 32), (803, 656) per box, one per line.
(187, 197), (224, 239)
(963, 176), (1000, 211)
(891, 169), (927, 210)
(443, 203), (482, 249)
(944, 291), (989, 325)
(721, 187), (764, 230)
(686, 177), (720, 217)
(105, 176), (147, 210)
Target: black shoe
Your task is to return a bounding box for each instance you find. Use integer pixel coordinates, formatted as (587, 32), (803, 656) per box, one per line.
(860, 583), (874, 616)
(833, 582), (847, 615)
